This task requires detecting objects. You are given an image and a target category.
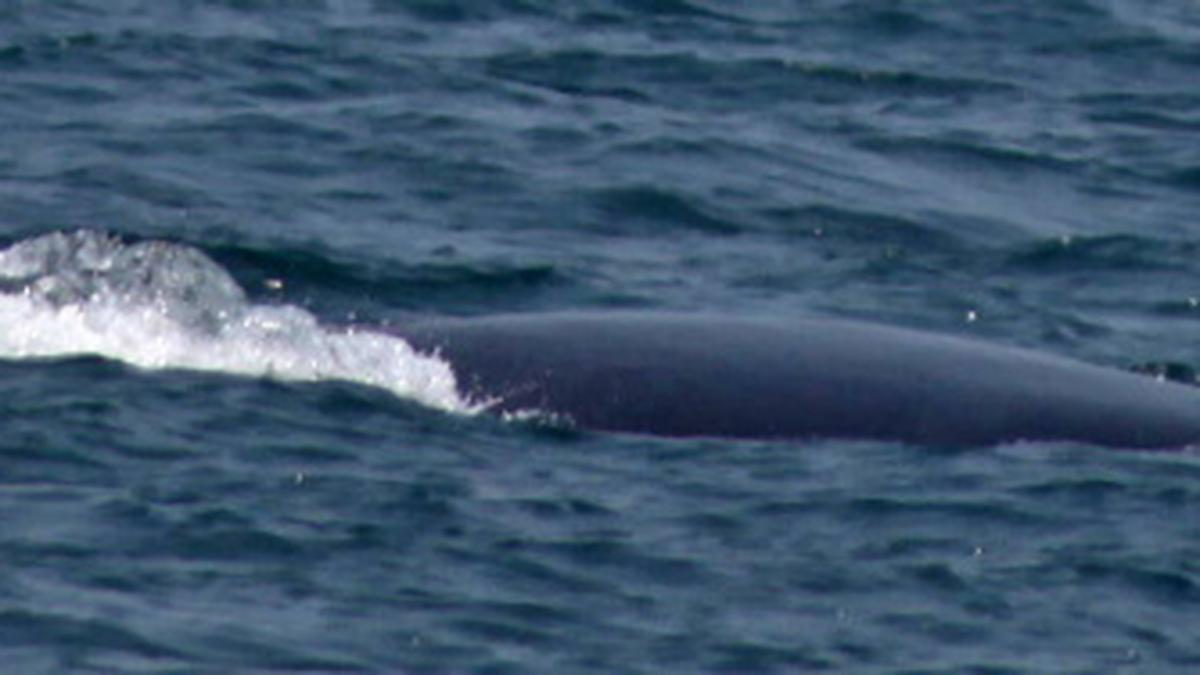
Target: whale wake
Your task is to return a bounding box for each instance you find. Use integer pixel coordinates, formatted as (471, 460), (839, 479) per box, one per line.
(0, 230), (469, 414)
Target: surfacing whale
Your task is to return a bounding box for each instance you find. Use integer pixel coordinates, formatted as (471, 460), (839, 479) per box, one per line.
(393, 312), (1200, 449)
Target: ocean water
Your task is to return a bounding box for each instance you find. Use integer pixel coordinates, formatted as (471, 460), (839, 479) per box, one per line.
(2, 1), (1200, 672)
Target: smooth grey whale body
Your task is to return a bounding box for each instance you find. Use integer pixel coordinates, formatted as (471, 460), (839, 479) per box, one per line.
(394, 312), (1200, 449)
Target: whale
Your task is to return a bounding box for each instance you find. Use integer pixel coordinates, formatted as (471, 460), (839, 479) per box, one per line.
(392, 312), (1200, 449)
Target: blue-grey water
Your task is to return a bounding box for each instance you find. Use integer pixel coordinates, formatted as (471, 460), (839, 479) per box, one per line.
(2, 2), (1200, 673)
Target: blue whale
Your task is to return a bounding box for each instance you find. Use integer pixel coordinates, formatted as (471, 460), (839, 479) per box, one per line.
(394, 312), (1200, 448)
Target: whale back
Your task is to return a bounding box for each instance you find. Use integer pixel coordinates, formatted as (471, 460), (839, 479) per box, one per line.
(395, 313), (1200, 448)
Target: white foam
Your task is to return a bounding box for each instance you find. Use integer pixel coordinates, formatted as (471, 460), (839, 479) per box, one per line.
(0, 230), (471, 413)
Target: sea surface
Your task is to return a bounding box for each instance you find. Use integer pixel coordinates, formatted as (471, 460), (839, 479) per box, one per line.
(1, 1), (1200, 673)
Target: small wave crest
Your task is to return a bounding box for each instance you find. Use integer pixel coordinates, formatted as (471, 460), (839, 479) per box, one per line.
(0, 229), (470, 413)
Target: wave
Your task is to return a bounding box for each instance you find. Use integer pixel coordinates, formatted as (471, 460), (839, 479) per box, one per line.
(0, 229), (470, 413)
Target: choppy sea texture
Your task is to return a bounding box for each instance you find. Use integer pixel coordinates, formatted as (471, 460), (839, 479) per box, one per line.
(2, 1), (1200, 673)
(5, 370), (1200, 672)
(2, 1), (1199, 354)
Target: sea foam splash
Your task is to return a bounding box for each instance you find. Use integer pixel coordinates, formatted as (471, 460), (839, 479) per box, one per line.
(0, 230), (471, 413)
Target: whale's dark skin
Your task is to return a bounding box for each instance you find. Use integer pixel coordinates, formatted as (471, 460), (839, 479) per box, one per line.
(393, 312), (1200, 448)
